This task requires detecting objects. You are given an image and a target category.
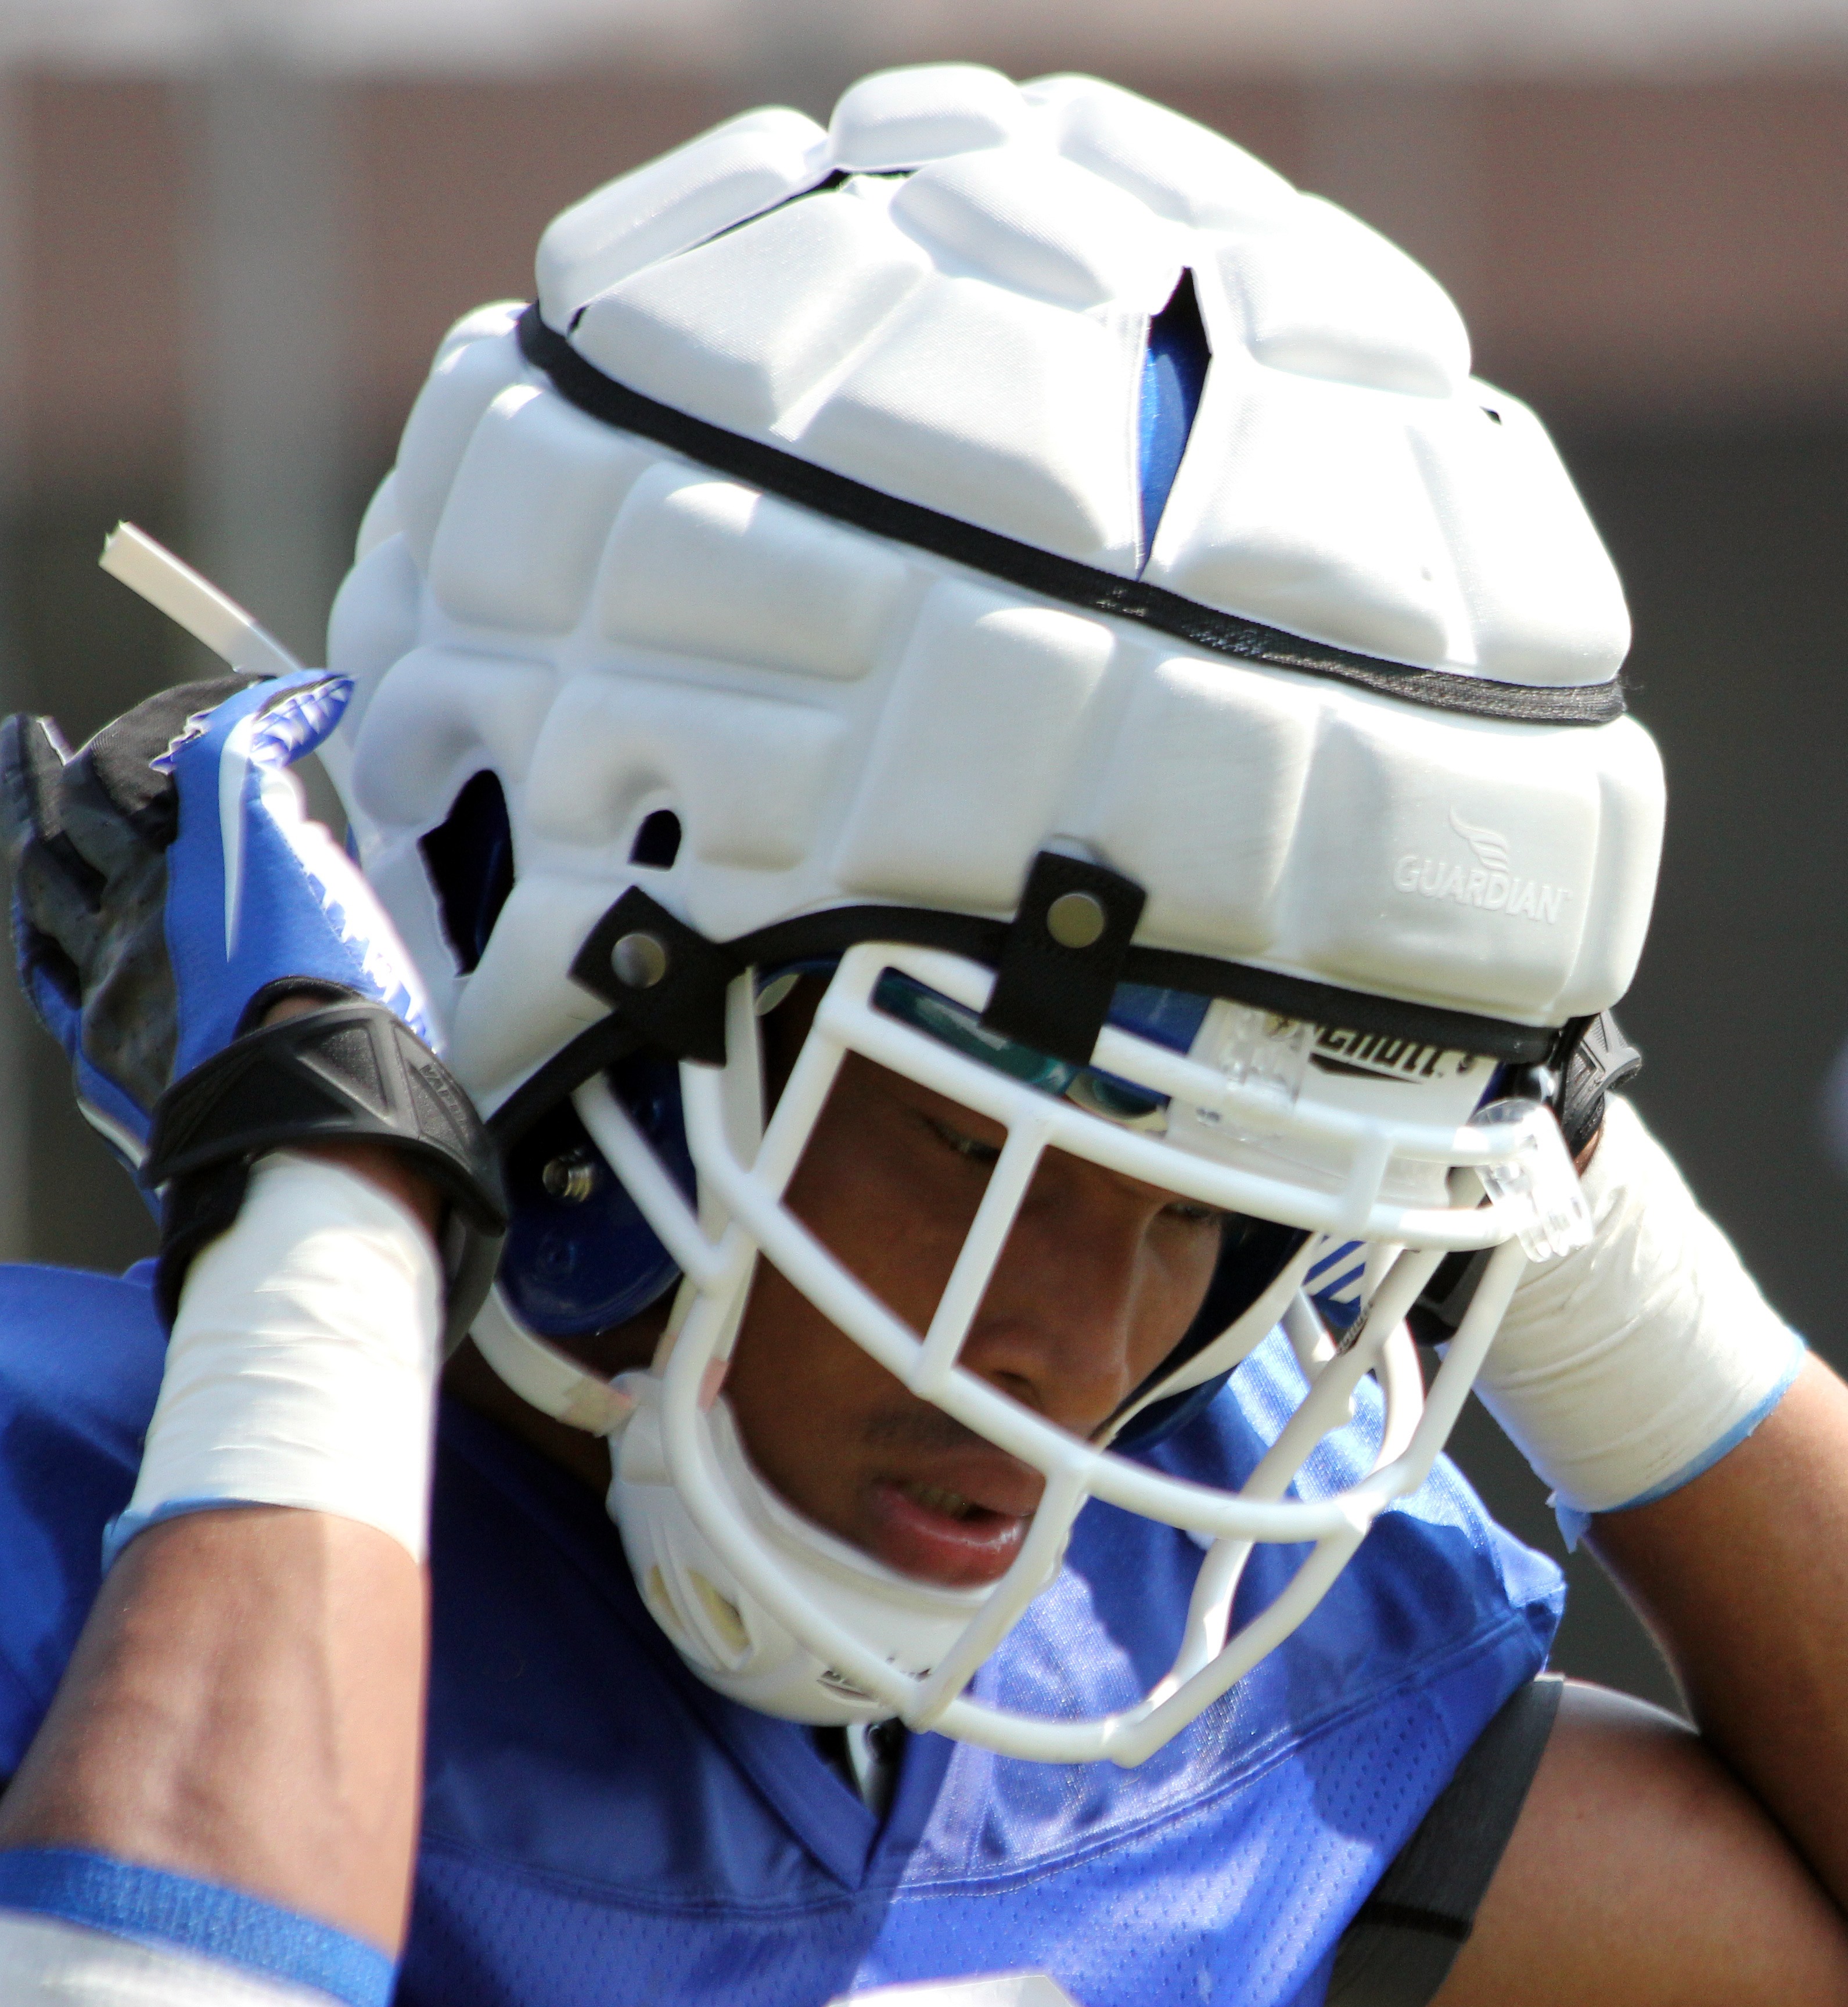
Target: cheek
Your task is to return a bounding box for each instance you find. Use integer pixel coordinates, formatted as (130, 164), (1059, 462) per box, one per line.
(722, 1263), (883, 1515)
(1128, 1225), (1225, 1375)
(726, 1262), (859, 1410)
(717, 1082), (986, 1516)
(779, 1105), (981, 1328)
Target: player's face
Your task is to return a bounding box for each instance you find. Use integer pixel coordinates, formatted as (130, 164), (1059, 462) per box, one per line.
(721, 1044), (1227, 1589)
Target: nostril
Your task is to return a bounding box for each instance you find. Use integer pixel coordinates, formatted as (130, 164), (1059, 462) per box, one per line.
(963, 1341), (1132, 1440)
(977, 1368), (1045, 1415)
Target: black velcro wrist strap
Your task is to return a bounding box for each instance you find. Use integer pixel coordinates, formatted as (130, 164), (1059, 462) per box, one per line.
(143, 1001), (508, 1351)
(1555, 1008), (1642, 1162)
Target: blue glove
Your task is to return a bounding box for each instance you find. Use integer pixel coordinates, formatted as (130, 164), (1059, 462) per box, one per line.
(2, 671), (434, 1171)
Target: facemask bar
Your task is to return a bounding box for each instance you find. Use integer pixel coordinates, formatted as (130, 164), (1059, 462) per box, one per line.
(850, 948), (1579, 1249)
(464, 977), (771, 1436)
(1151, 1267), (1432, 1704)
(1098, 1232), (1324, 1440)
(570, 941), (1581, 1764)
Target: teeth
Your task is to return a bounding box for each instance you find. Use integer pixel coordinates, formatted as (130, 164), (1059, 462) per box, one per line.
(900, 1481), (978, 1520)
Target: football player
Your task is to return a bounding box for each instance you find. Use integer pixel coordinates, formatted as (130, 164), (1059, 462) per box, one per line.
(1, 64), (1845, 2007)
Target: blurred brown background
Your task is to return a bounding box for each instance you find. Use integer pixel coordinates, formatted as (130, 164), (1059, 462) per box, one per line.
(6, 2), (1848, 1713)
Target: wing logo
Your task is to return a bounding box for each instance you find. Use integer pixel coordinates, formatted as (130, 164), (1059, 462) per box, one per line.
(1448, 807), (1511, 874)
(218, 708), (261, 956)
(1390, 809), (1570, 925)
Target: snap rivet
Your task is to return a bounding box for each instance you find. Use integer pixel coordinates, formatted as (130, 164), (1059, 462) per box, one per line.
(612, 930), (670, 989)
(1045, 890), (1106, 949)
(541, 1152), (599, 1203)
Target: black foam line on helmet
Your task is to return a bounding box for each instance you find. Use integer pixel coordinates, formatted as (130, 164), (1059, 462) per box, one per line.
(487, 1023), (630, 1149)
(1115, 944), (1556, 1062)
(720, 907), (1555, 1060)
(517, 305), (1625, 728)
(546, 885), (1556, 1083)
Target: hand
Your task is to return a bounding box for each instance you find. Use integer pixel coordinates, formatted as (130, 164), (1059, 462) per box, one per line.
(2, 672), (434, 1168)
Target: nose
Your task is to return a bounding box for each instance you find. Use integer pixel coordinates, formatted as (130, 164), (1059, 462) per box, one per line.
(956, 1151), (1200, 1439)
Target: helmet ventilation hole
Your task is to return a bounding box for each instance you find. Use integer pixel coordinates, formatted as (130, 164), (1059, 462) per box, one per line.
(420, 768), (515, 975)
(1138, 269), (1210, 553)
(630, 808), (683, 869)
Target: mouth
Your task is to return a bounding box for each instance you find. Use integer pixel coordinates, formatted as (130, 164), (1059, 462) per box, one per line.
(864, 1468), (1041, 1588)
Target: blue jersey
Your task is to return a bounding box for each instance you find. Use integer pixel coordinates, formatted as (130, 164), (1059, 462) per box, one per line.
(0, 1263), (1563, 2007)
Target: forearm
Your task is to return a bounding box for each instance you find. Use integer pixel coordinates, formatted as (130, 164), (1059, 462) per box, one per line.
(0, 1509), (426, 1951)
(0, 1136), (444, 1962)
(1466, 1094), (1848, 1899)
(0, 681), (496, 1997)
(1588, 1353), (1848, 1906)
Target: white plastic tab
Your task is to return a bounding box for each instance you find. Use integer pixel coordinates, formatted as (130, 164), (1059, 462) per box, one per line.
(1474, 1099), (1594, 1261)
(1213, 1002), (1314, 1135)
(99, 524), (300, 678)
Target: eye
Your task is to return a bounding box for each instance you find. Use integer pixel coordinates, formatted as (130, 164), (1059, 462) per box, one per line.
(922, 1114), (1001, 1167)
(1162, 1197), (1225, 1229)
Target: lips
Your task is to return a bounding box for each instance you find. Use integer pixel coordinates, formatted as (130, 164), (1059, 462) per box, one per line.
(864, 1458), (1044, 1588)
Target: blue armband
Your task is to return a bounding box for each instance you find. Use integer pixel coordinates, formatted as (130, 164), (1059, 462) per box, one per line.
(0, 1848), (395, 2007)
(1554, 1341), (1806, 1551)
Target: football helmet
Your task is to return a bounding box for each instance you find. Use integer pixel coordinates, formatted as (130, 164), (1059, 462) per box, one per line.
(326, 66), (1663, 1764)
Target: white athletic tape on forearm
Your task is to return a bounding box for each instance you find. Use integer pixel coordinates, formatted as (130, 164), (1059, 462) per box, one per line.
(1474, 1095), (1804, 1525)
(0, 1911), (333, 2006)
(113, 1152), (442, 1566)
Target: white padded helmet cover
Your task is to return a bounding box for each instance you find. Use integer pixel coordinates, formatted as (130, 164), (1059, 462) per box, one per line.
(330, 67), (1663, 1119)
(534, 66), (1628, 685)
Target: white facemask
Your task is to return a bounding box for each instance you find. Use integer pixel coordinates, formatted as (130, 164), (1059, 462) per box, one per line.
(607, 1371), (1000, 1725)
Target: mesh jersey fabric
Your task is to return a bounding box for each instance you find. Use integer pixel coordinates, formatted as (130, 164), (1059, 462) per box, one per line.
(0, 1260), (166, 1756)
(0, 1263), (1562, 2007)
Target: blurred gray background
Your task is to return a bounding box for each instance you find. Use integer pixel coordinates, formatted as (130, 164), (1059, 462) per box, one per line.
(6, 0), (1848, 1714)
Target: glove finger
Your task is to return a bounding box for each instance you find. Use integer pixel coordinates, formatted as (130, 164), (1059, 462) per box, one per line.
(247, 672), (353, 771)
(78, 847), (181, 1119)
(0, 712), (95, 891)
(43, 677), (250, 895)
(60, 762), (176, 893)
(11, 887), (84, 1052)
(157, 671), (352, 818)
(82, 675), (247, 835)
(3, 715), (105, 1051)
(13, 836), (104, 957)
